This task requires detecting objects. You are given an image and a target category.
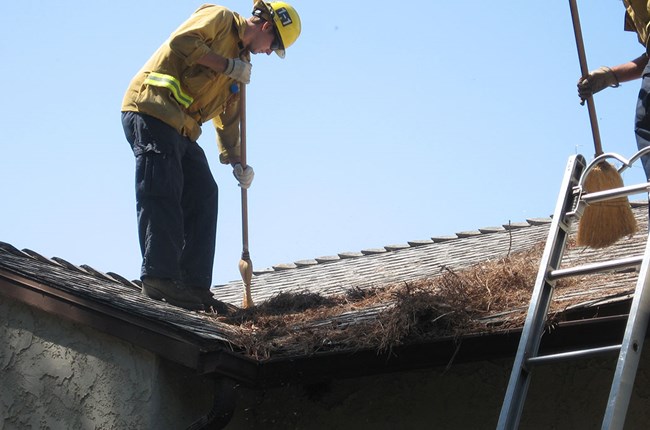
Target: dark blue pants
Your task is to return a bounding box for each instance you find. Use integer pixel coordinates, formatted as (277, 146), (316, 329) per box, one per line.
(635, 60), (650, 182)
(121, 112), (218, 290)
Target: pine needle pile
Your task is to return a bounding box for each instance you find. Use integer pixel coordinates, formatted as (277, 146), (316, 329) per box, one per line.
(213, 243), (578, 359)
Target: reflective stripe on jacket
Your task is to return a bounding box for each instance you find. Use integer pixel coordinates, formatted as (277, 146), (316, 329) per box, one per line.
(143, 72), (194, 108)
(121, 5), (249, 164)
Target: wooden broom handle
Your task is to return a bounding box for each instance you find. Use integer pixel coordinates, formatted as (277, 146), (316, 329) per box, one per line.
(569, 0), (604, 157)
(240, 83), (249, 256)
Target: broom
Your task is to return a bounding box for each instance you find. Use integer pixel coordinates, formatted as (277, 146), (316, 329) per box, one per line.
(569, 0), (637, 247)
(238, 82), (254, 308)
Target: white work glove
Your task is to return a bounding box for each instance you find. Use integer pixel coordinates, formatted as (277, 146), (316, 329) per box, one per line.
(233, 163), (254, 189)
(224, 58), (251, 84)
(577, 66), (619, 102)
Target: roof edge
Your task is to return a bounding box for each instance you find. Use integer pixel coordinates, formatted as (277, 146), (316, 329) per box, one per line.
(244, 312), (631, 388)
(0, 268), (212, 370)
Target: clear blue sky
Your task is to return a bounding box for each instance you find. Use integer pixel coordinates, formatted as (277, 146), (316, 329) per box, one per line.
(0, 1), (646, 285)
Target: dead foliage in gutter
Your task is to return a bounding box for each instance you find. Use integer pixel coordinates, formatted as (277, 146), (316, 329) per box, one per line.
(211, 242), (578, 359)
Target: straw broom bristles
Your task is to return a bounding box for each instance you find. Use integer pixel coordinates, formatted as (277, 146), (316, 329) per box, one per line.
(576, 161), (637, 248)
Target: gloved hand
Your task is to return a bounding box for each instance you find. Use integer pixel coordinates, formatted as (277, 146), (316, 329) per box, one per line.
(577, 66), (619, 101)
(224, 58), (252, 84)
(233, 163), (254, 189)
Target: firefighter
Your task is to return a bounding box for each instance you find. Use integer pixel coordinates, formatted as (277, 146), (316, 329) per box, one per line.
(121, 1), (301, 311)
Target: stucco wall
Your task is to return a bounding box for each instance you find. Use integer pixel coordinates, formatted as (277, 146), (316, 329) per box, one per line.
(0, 296), (214, 430)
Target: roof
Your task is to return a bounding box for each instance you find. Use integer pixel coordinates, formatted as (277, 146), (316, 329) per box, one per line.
(1, 202), (648, 387)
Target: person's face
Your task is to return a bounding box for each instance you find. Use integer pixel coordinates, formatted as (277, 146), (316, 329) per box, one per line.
(249, 21), (279, 55)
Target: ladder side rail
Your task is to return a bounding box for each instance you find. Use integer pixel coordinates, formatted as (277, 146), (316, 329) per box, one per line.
(601, 232), (650, 430)
(497, 236), (567, 428)
(497, 155), (586, 429)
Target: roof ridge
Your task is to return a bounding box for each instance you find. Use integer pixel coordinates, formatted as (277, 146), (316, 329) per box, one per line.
(253, 217), (553, 276)
(251, 200), (648, 276)
(0, 245), (141, 291)
(2, 201), (646, 282)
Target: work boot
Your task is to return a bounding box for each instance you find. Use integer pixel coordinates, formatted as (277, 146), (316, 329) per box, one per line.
(141, 277), (205, 311)
(191, 288), (238, 315)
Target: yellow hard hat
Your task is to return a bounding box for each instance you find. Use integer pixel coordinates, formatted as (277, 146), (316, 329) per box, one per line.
(253, 1), (301, 58)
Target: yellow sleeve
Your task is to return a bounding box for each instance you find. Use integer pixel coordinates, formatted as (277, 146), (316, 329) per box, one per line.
(213, 94), (241, 164)
(168, 5), (234, 67)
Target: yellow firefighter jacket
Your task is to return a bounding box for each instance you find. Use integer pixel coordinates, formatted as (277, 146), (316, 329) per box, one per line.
(624, 0), (650, 48)
(121, 4), (249, 164)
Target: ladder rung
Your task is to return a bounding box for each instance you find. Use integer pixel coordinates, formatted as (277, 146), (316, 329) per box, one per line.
(581, 182), (650, 204)
(525, 344), (621, 368)
(548, 256), (643, 280)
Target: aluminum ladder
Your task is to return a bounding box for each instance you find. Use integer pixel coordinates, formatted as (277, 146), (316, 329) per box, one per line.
(497, 151), (650, 429)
